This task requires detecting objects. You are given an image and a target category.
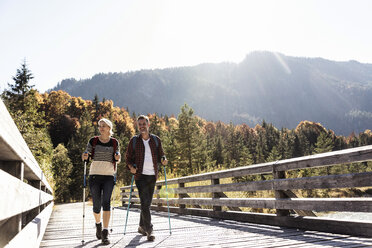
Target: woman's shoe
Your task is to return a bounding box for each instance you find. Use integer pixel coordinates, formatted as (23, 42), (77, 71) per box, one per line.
(102, 229), (110, 245)
(95, 223), (102, 240)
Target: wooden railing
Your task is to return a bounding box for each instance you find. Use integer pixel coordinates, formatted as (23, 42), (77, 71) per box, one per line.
(121, 144), (372, 237)
(0, 99), (54, 247)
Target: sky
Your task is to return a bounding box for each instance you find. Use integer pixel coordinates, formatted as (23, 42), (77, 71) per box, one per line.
(1, 0), (372, 92)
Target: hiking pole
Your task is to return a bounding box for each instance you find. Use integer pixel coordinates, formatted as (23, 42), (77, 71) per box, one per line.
(82, 154), (88, 245)
(162, 157), (172, 235)
(124, 165), (136, 235)
(110, 173), (117, 233)
(110, 152), (119, 233)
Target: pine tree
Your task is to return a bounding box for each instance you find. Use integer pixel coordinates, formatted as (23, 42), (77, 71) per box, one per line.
(175, 104), (200, 176)
(52, 144), (73, 202)
(212, 136), (224, 166)
(267, 146), (282, 162)
(314, 132), (334, 154)
(3, 60), (34, 111)
(315, 131), (334, 175)
(67, 110), (95, 200)
(2, 62), (53, 168)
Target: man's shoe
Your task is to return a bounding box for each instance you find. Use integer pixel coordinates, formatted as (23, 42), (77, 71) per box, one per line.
(146, 231), (155, 241)
(95, 223), (102, 240)
(138, 226), (146, 236)
(102, 229), (110, 245)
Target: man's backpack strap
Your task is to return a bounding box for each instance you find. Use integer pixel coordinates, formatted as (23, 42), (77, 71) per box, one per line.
(150, 134), (159, 148)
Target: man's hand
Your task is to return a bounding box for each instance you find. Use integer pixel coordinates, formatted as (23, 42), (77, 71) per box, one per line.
(129, 165), (137, 174)
(161, 156), (168, 166)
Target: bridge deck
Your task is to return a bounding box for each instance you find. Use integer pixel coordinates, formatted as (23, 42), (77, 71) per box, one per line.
(41, 203), (372, 248)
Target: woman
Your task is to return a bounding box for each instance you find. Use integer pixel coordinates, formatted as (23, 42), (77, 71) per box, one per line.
(82, 118), (120, 245)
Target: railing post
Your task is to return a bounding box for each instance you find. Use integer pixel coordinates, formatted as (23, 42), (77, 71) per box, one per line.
(212, 178), (222, 211)
(273, 164), (290, 216)
(121, 188), (126, 207)
(157, 185), (162, 208)
(179, 183), (186, 209)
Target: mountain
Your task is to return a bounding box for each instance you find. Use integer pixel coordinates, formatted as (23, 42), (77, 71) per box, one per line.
(51, 51), (372, 135)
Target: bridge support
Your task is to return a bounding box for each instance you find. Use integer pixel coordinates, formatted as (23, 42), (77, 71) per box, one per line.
(273, 166), (290, 216)
(212, 179), (222, 211)
(0, 161), (24, 246)
(178, 183), (186, 210)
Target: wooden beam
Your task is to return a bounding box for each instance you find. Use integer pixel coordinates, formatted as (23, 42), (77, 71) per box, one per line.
(149, 172), (372, 195)
(4, 202), (54, 248)
(121, 197), (372, 213)
(0, 170), (53, 222)
(146, 206), (372, 237)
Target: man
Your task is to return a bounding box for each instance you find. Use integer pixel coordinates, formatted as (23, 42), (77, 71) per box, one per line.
(126, 115), (168, 241)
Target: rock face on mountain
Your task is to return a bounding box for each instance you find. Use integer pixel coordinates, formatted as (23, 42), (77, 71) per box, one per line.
(52, 51), (372, 135)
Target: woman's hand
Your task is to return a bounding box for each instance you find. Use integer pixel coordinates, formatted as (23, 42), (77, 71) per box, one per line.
(114, 153), (121, 162)
(82, 152), (89, 161)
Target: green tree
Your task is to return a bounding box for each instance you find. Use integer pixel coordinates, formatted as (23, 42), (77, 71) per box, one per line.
(314, 131), (334, 175)
(212, 136), (224, 166)
(3, 60), (34, 111)
(67, 110), (95, 200)
(315, 132), (334, 154)
(175, 104), (200, 175)
(52, 144), (73, 202)
(2, 62), (53, 168)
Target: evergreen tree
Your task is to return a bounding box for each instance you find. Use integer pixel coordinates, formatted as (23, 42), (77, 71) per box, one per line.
(67, 110), (95, 200)
(175, 104), (200, 175)
(2, 62), (53, 168)
(149, 113), (163, 137)
(3, 60), (34, 111)
(315, 132), (334, 154)
(212, 137), (224, 166)
(267, 146), (282, 162)
(315, 131), (334, 175)
(52, 144), (73, 202)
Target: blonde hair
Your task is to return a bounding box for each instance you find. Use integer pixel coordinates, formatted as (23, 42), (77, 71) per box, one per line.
(98, 118), (114, 136)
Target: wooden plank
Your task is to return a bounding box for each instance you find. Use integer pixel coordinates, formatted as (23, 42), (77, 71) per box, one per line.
(120, 145), (372, 191)
(0, 169), (53, 222)
(122, 197), (372, 213)
(283, 190), (316, 217)
(275, 145), (372, 172)
(148, 172), (372, 195)
(146, 206), (372, 237)
(5, 202), (54, 248)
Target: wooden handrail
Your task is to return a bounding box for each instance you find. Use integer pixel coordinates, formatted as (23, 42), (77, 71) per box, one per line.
(121, 144), (372, 237)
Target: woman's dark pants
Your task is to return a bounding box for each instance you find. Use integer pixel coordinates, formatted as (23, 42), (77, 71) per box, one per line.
(89, 175), (114, 213)
(135, 175), (156, 233)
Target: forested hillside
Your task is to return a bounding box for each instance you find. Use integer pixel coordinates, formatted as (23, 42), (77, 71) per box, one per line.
(3, 62), (372, 204)
(52, 51), (372, 135)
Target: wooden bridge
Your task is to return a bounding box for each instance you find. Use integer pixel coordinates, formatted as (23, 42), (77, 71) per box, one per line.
(2, 97), (372, 247)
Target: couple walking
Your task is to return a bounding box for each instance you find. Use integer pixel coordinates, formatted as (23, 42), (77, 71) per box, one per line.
(81, 115), (168, 245)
